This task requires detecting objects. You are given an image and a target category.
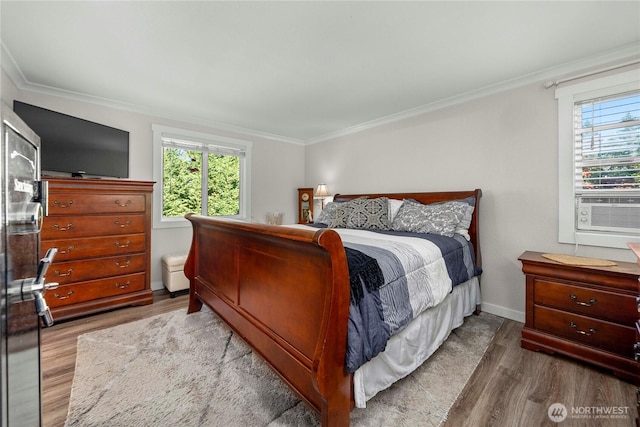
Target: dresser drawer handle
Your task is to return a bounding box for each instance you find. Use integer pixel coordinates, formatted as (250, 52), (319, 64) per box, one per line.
(115, 199), (132, 207)
(569, 321), (596, 336)
(114, 220), (131, 228)
(569, 294), (596, 307)
(115, 240), (132, 248)
(115, 281), (131, 289)
(636, 296), (640, 313)
(53, 268), (73, 277)
(58, 245), (75, 255)
(52, 223), (74, 231)
(53, 290), (74, 300)
(115, 259), (131, 269)
(53, 200), (73, 208)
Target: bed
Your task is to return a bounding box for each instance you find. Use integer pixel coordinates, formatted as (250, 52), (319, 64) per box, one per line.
(184, 189), (482, 426)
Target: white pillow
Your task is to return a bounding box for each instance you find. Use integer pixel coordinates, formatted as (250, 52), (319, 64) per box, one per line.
(388, 199), (403, 222)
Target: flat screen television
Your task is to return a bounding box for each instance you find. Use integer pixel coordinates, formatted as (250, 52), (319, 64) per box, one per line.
(13, 101), (129, 178)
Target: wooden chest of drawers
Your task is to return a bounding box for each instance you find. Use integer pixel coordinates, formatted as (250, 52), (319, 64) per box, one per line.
(519, 250), (640, 383)
(41, 178), (154, 321)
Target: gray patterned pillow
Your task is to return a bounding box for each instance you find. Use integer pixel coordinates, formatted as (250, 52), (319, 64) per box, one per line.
(432, 197), (475, 239)
(452, 197), (475, 237)
(454, 197), (475, 231)
(346, 197), (390, 230)
(390, 199), (466, 236)
(327, 200), (354, 228)
(315, 202), (338, 225)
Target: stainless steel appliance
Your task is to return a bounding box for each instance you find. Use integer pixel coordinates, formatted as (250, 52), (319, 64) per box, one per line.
(1, 102), (57, 426)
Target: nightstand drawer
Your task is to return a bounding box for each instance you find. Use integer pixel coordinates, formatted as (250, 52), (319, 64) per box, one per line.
(534, 305), (635, 357)
(533, 279), (636, 325)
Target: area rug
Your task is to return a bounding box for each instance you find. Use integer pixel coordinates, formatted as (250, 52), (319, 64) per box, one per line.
(65, 307), (503, 427)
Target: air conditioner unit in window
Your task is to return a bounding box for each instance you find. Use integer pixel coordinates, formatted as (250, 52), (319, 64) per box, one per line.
(577, 195), (640, 233)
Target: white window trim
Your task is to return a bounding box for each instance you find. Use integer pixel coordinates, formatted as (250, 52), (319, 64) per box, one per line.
(556, 69), (640, 249)
(152, 124), (252, 229)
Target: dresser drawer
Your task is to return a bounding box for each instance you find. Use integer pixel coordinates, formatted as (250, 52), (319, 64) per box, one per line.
(46, 272), (146, 308)
(48, 193), (146, 215)
(42, 214), (145, 239)
(533, 278), (636, 325)
(534, 305), (635, 357)
(41, 233), (146, 261)
(45, 254), (146, 285)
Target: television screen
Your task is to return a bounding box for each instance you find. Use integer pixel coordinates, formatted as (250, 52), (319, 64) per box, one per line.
(13, 101), (129, 178)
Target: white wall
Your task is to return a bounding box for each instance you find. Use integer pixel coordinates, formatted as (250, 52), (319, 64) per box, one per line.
(305, 78), (638, 322)
(3, 65), (637, 320)
(1, 70), (306, 290)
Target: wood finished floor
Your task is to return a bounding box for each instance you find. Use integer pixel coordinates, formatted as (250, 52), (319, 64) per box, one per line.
(42, 292), (638, 427)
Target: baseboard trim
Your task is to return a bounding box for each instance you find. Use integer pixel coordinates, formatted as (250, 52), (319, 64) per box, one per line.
(481, 302), (525, 323)
(151, 280), (165, 291)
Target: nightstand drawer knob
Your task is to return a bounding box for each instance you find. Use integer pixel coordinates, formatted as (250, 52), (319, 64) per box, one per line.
(636, 296), (640, 312)
(569, 294), (597, 307)
(569, 321), (596, 336)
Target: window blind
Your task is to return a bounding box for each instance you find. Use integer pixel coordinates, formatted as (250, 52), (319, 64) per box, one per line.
(574, 90), (640, 192)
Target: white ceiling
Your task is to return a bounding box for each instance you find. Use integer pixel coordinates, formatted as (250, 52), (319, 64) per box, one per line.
(1, 1), (639, 144)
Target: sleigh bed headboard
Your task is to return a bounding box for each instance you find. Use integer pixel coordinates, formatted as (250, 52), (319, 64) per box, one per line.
(332, 189), (482, 267)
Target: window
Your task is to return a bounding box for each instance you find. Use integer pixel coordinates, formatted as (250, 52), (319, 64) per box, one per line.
(575, 92), (640, 193)
(152, 124), (252, 228)
(556, 69), (640, 248)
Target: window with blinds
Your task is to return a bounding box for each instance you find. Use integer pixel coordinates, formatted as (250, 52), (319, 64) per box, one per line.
(152, 124), (252, 227)
(556, 68), (639, 248)
(574, 90), (640, 193)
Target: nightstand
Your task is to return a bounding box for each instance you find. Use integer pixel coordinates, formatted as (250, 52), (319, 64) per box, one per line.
(519, 250), (640, 383)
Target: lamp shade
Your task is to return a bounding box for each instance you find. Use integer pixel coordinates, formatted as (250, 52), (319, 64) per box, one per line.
(315, 184), (331, 198)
